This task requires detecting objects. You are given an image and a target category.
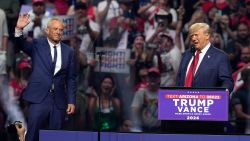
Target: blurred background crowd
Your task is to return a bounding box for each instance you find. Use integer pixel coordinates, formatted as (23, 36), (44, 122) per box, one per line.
(0, 0), (250, 140)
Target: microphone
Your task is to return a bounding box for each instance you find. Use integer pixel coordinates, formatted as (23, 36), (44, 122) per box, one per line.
(191, 46), (196, 56)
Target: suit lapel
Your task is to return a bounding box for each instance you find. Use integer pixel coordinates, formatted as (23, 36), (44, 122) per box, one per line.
(55, 43), (67, 76)
(194, 46), (214, 79)
(61, 44), (66, 71)
(40, 38), (53, 72)
(181, 51), (193, 84)
(184, 53), (193, 72)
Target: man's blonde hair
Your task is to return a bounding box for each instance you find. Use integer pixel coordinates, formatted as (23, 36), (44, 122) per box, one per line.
(189, 23), (211, 36)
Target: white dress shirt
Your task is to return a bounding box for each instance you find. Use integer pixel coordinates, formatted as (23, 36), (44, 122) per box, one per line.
(15, 28), (62, 75)
(47, 39), (62, 75)
(186, 42), (211, 77)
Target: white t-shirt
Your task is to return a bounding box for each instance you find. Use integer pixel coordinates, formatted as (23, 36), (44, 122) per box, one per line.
(0, 9), (9, 75)
(97, 0), (122, 40)
(23, 10), (51, 39)
(131, 88), (160, 129)
(158, 46), (182, 87)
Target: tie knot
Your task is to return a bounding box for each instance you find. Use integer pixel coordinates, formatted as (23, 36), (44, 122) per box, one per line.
(53, 45), (57, 48)
(196, 50), (201, 56)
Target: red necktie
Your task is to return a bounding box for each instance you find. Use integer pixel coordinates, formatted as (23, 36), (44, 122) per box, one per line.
(185, 50), (201, 87)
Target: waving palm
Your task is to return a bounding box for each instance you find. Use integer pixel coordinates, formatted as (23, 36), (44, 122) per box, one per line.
(16, 14), (30, 29)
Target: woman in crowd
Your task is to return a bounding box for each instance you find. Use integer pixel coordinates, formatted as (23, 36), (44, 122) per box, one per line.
(88, 75), (121, 131)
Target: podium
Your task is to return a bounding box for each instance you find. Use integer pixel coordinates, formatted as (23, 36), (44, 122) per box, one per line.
(158, 87), (229, 134)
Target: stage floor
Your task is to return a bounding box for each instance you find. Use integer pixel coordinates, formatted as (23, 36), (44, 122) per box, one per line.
(40, 130), (250, 141)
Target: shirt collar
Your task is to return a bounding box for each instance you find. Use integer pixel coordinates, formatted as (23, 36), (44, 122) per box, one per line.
(47, 38), (60, 48)
(200, 42), (210, 54)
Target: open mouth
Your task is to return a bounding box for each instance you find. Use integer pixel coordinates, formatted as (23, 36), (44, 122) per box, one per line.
(193, 42), (198, 46)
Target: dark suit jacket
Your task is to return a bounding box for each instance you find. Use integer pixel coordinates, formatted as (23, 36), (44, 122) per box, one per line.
(164, 45), (234, 134)
(15, 36), (76, 109)
(176, 45), (234, 92)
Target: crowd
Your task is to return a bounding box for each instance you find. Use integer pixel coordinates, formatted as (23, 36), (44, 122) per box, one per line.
(0, 0), (250, 140)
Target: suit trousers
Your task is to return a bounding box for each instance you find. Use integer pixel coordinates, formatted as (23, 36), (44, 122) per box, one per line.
(26, 92), (66, 141)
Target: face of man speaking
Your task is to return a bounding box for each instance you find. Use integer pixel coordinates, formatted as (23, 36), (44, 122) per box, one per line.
(190, 28), (210, 51)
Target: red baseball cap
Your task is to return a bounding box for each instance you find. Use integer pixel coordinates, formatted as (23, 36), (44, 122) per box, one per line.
(18, 59), (31, 69)
(148, 67), (160, 77)
(32, 0), (44, 3)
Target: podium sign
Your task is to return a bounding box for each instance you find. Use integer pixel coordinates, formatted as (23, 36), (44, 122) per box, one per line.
(158, 88), (229, 121)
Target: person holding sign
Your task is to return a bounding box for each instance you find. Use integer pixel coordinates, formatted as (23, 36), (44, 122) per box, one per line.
(166, 22), (234, 134)
(15, 14), (76, 141)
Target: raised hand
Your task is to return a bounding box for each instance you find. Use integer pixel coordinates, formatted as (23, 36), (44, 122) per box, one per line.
(177, 6), (185, 17)
(16, 14), (30, 30)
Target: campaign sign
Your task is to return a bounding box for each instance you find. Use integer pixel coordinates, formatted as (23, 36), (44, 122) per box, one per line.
(158, 88), (229, 121)
(95, 48), (131, 74)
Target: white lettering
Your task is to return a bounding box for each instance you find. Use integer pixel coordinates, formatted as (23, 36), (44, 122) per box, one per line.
(190, 107), (196, 112)
(173, 99), (179, 106)
(197, 107), (203, 112)
(197, 99), (206, 106)
(189, 99), (196, 106)
(204, 107), (209, 113)
(183, 107), (189, 112)
(181, 99), (188, 106)
(176, 106), (210, 113)
(177, 106), (183, 112)
(207, 100), (214, 107)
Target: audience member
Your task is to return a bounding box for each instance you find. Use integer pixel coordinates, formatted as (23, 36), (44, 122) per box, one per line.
(9, 58), (31, 101)
(138, 0), (177, 29)
(226, 22), (250, 70)
(157, 32), (181, 87)
(0, 8), (8, 80)
(232, 47), (250, 91)
(97, 0), (122, 44)
(48, 0), (70, 15)
(131, 67), (161, 132)
(210, 32), (225, 50)
(146, 10), (185, 52)
(23, 0), (52, 39)
(88, 75), (121, 131)
(214, 14), (235, 46)
(0, 0), (20, 39)
(231, 68), (250, 134)
(127, 32), (146, 89)
(0, 0), (20, 78)
(119, 119), (133, 132)
(71, 1), (100, 54)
